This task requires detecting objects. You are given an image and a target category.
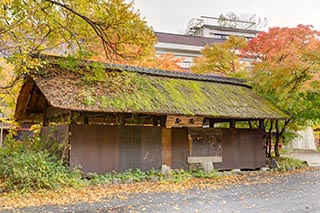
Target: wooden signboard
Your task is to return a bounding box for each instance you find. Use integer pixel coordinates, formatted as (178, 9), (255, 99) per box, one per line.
(166, 115), (203, 127)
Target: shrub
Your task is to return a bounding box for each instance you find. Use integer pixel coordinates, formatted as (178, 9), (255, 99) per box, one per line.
(0, 136), (85, 192)
(112, 169), (149, 182)
(86, 172), (112, 185)
(190, 168), (220, 178)
(274, 157), (308, 171)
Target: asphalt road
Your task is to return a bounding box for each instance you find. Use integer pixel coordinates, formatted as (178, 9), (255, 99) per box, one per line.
(4, 169), (320, 213)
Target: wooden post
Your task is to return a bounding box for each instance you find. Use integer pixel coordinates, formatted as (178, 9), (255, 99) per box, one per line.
(160, 115), (166, 127)
(161, 127), (172, 167)
(152, 116), (158, 126)
(188, 134), (193, 157)
(259, 119), (265, 129)
(118, 114), (125, 126)
(230, 119), (236, 128)
(84, 116), (89, 124)
(209, 118), (215, 128)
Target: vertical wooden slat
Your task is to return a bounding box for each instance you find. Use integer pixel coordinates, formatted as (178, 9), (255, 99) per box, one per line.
(101, 125), (119, 171)
(253, 129), (267, 168)
(161, 127), (172, 167)
(221, 128), (238, 169)
(113, 126), (120, 171)
(171, 127), (189, 169)
(141, 127), (162, 170)
(70, 124), (97, 174)
(188, 134), (193, 157)
(238, 129), (252, 168)
(119, 126), (141, 171)
(69, 124), (120, 174)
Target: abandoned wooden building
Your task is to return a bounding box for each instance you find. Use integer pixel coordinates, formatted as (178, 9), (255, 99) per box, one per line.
(15, 55), (288, 174)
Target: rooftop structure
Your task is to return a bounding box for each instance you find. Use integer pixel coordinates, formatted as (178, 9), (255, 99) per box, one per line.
(155, 16), (259, 69)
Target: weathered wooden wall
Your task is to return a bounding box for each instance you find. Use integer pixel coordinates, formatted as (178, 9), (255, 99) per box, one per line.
(43, 125), (266, 174)
(69, 125), (162, 174)
(188, 128), (266, 170)
(188, 128), (223, 168)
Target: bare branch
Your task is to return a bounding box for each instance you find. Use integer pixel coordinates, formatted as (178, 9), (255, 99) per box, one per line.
(0, 74), (24, 90)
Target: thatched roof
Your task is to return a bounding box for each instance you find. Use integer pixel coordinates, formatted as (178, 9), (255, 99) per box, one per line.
(15, 55), (288, 120)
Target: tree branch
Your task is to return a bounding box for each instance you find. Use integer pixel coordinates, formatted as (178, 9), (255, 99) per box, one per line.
(0, 74), (24, 90)
(42, 0), (124, 61)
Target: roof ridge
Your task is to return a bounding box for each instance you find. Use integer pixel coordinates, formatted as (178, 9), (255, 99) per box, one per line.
(102, 62), (250, 87)
(35, 54), (250, 88)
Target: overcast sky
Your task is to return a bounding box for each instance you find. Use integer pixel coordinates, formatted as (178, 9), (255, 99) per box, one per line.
(130, 0), (320, 33)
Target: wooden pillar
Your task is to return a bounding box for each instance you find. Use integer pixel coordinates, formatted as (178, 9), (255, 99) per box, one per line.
(188, 134), (193, 156)
(209, 118), (215, 128)
(259, 119), (265, 129)
(84, 116), (89, 124)
(118, 114), (125, 126)
(230, 119), (236, 128)
(161, 127), (172, 167)
(160, 115), (166, 127)
(152, 116), (158, 126)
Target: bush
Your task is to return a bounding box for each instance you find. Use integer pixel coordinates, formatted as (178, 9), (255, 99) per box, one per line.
(0, 136), (85, 192)
(167, 169), (192, 182)
(190, 168), (220, 178)
(86, 172), (112, 185)
(273, 157), (308, 171)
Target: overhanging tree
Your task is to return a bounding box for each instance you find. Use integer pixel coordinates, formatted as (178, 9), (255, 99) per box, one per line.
(190, 24), (320, 157)
(243, 25), (320, 157)
(0, 0), (155, 77)
(0, 0), (156, 115)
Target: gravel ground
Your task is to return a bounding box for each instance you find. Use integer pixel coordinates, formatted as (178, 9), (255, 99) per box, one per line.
(3, 169), (320, 213)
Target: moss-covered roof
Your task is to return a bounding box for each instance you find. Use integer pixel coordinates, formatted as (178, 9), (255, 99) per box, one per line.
(16, 56), (288, 120)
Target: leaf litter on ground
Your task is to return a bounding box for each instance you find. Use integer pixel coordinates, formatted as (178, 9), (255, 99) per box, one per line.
(0, 167), (313, 209)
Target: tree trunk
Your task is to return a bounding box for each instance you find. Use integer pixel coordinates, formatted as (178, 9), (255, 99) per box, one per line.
(274, 119), (290, 157)
(275, 135), (281, 157)
(267, 120), (273, 158)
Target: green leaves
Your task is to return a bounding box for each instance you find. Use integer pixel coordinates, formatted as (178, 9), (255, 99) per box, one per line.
(0, 149), (84, 192)
(191, 35), (248, 76)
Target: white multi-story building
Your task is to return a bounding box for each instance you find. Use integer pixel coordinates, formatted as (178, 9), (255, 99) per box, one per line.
(154, 16), (259, 69)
